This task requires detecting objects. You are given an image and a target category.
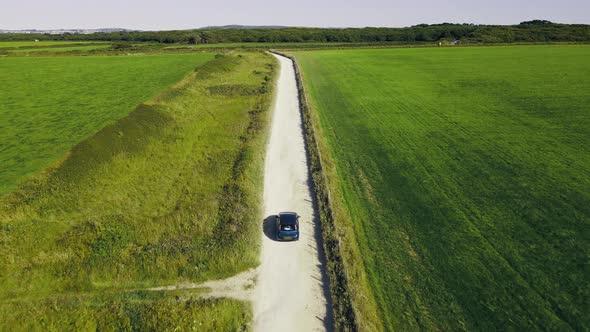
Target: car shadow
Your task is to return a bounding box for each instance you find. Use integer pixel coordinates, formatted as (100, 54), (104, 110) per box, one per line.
(263, 215), (278, 241)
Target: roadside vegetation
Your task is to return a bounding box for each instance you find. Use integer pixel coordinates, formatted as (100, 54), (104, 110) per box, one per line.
(0, 53), (213, 194)
(0, 51), (276, 329)
(1, 291), (250, 331)
(292, 45), (590, 330)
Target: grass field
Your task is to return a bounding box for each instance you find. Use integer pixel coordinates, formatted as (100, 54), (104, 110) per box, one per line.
(165, 41), (403, 50)
(293, 45), (590, 330)
(0, 41), (108, 48)
(0, 53), (213, 194)
(0, 51), (275, 329)
(6, 44), (112, 54)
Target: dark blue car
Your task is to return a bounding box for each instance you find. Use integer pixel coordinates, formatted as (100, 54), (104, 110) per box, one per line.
(275, 212), (300, 241)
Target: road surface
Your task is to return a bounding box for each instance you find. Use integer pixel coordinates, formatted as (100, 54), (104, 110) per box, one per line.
(253, 53), (333, 331)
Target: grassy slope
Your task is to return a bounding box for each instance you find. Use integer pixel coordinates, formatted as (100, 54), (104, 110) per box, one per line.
(293, 45), (590, 330)
(0, 52), (275, 328)
(0, 53), (213, 194)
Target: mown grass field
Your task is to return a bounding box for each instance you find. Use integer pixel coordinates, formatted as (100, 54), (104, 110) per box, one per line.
(293, 45), (590, 330)
(0, 51), (275, 329)
(0, 53), (213, 194)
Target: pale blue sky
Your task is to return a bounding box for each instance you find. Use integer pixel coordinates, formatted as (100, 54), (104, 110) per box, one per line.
(1, 0), (588, 30)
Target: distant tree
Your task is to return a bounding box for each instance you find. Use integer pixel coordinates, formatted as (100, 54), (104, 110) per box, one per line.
(0, 22), (588, 44)
(520, 20), (554, 25)
(161, 37), (175, 43)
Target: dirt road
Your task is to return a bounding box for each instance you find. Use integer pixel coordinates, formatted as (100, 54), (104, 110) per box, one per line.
(252, 53), (333, 331)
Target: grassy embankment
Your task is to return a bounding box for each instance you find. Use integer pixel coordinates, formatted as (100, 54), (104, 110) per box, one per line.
(0, 53), (213, 194)
(0, 51), (276, 329)
(292, 45), (590, 330)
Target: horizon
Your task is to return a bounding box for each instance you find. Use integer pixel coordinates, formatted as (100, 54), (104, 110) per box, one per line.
(1, 0), (589, 31)
(1, 20), (588, 33)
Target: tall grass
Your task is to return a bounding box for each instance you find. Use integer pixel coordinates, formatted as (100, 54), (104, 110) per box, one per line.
(1, 290), (251, 331)
(292, 45), (590, 330)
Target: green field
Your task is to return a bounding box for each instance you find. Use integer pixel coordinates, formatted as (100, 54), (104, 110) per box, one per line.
(293, 45), (590, 330)
(165, 41), (402, 50)
(1, 291), (250, 331)
(0, 53), (214, 194)
(6, 44), (112, 54)
(0, 51), (275, 329)
(0, 41), (108, 48)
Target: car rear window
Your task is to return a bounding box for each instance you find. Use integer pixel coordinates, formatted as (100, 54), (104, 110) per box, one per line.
(280, 224), (297, 231)
(279, 214), (297, 224)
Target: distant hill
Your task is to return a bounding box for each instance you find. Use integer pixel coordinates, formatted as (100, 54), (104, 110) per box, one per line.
(0, 28), (133, 35)
(200, 25), (291, 30)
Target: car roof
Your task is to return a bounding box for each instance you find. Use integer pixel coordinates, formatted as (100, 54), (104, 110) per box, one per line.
(279, 212), (298, 216)
(278, 212), (298, 225)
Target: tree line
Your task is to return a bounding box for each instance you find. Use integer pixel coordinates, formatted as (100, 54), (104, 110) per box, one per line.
(1, 21), (589, 44)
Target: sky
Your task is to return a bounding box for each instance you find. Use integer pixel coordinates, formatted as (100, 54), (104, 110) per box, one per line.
(0, 0), (588, 30)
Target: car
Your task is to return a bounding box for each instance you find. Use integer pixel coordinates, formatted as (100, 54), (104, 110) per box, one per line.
(275, 212), (300, 241)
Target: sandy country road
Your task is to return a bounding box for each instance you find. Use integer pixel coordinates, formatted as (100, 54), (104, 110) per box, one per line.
(252, 53), (333, 331)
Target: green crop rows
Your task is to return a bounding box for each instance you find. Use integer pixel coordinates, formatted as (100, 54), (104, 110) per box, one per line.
(293, 45), (590, 330)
